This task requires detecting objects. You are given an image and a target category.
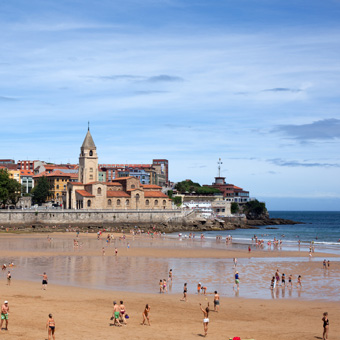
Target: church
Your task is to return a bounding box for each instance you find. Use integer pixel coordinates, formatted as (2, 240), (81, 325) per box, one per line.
(64, 128), (173, 210)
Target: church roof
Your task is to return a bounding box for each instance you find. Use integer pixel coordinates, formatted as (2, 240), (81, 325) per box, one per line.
(107, 191), (130, 198)
(81, 129), (96, 149)
(144, 191), (169, 198)
(76, 190), (95, 197)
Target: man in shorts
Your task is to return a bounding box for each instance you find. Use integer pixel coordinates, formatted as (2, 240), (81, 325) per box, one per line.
(213, 291), (220, 312)
(111, 301), (122, 326)
(0, 301), (9, 331)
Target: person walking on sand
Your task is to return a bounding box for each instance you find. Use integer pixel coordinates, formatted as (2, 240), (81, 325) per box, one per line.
(39, 272), (48, 290)
(322, 312), (329, 340)
(233, 271), (240, 290)
(168, 269), (173, 282)
(199, 302), (210, 337)
(115, 248), (118, 256)
(141, 304), (151, 326)
(119, 301), (127, 324)
(0, 301), (9, 331)
(46, 313), (56, 340)
(233, 258), (237, 268)
(6, 271), (11, 286)
(180, 283), (188, 302)
(159, 279), (164, 293)
(213, 291), (220, 312)
(288, 274), (293, 288)
(111, 301), (122, 326)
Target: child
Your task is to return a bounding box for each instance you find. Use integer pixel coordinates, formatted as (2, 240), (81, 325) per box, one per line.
(197, 282), (201, 294)
(281, 273), (286, 286)
(159, 279), (163, 293)
(322, 312), (329, 340)
(163, 279), (167, 293)
(270, 276), (275, 290)
(288, 274), (293, 288)
(180, 283), (188, 302)
(199, 302), (210, 336)
(297, 275), (302, 288)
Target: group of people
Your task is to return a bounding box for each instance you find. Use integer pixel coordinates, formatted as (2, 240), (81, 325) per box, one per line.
(110, 301), (128, 326)
(270, 269), (302, 289)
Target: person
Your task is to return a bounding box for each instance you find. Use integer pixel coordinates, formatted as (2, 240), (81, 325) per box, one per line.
(270, 276), (275, 290)
(327, 260), (330, 269)
(159, 279), (163, 293)
(46, 313), (56, 340)
(111, 301), (122, 326)
(102, 247), (105, 256)
(199, 302), (209, 336)
(323, 259), (327, 269)
(275, 269), (280, 287)
(119, 301), (127, 324)
(297, 275), (302, 288)
(281, 273), (286, 287)
(233, 272), (240, 290)
(168, 269), (173, 282)
(288, 274), (293, 288)
(39, 272), (48, 290)
(0, 301), (9, 331)
(201, 285), (207, 295)
(6, 271), (11, 286)
(180, 283), (188, 302)
(1, 264), (6, 272)
(115, 248), (118, 256)
(248, 246), (251, 253)
(233, 258), (237, 268)
(322, 312), (329, 340)
(163, 279), (167, 293)
(141, 304), (151, 326)
(213, 291), (220, 312)
(197, 282), (201, 294)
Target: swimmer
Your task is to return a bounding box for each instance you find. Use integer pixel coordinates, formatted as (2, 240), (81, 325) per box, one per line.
(288, 274), (293, 288)
(270, 276), (275, 290)
(281, 273), (285, 287)
(199, 302), (210, 336)
(46, 313), (56, 340)
(168, 269), (173, 282)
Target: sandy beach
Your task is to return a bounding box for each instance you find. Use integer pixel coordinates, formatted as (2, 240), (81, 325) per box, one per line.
(0, 232), (339, 340)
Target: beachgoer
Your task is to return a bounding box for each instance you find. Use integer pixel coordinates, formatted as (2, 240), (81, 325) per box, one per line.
(180, 283), (188, 302)
(115, 248), (118, 256)
(233, 258), (237, 268)
(6, 271), (11, 286)
(281, 273), (285, 286)
(201, 285), (207, 295)
(163, 279), (167, 293)
(199, 302), (210, 336)
(323, 259), (326, 269)
(275, 269), (280, 286)
(102, 247), (105, 256)
(233, 271), (240, 290)
(297, 275), (302, 288)
(270, 276), (275, 290)
(0, 301), (9, 331)
(288, 274), (293, 288)
(119, 301), (127, 324)
(248, 246), (251, 253)
(213, 291), (220, 312)
(197, 282), (201, 294)
(159, 279), (163, 293)
(141, 304), (151, 326)
(46, 313), (56, 340)
(327, 260), (330, 269)
(168, 269), (173, 282)
(39, 272), (48, 290)
(1, 264), (6, 271)
(322, 312), (329, 340)
(111, 301), (122, 326)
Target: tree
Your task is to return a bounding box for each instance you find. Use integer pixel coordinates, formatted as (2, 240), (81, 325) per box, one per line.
(175, 180), (221, 195)
(172, 196), (182, 206)
(31, 176), (51, 204)
(231, 202), (239, 214)
(243, 200), (267, 219)
(0, 169), (22, 206)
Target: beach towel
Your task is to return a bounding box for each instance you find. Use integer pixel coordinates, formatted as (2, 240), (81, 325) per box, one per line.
(233, 337), (241, 340)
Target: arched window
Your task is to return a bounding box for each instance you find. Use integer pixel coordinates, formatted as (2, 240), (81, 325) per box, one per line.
(136, 193), (140, 199)
(97, 187), (102, 195)
(145, 199), (150, 206)
(56, 185), (59, 189)
(108, 199), (112, 206)
(117, 199), (121, 206)
(163, 200), (167, 206)
(155, 200), (158, 206)
(126, 199), (130, 206)
(89, 150), (93, 156)
(87, 200), (91, 207)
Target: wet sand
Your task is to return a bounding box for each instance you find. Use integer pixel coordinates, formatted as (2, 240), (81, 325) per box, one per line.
(0, 232), (340, 339)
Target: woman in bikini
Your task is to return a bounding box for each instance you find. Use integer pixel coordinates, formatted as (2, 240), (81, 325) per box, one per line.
(141, 304), (151, 326)
(322, 312), (329, 340)
(119, 301), (127, 324)
(199, 302), (210, 336)
(46, 313), (56, 340)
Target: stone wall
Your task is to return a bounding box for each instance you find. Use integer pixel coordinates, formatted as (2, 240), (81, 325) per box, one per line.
(0, 209), (191, 227)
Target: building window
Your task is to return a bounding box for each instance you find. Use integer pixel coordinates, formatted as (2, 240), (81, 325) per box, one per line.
(89, 150), (93, 156)
(108, 199), (112, 206)
(89, 175), (93, 180)
(131, 184), (135, 189)
(155, 200), (158, 206)
(117, 199), (121, 206)
(163, 200), (166, 206)
(146, 199), (149, 206)
(97, 187), (102, 195)
(90, 168), (93, 173)
(126, 199), (130, 206)
(136, 193), (140, 199)
(87, 200), (91, 207)
(56, 185), (59, 189)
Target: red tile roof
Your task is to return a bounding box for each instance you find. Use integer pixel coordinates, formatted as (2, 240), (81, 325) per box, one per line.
(76, 190), (95, 197)
(20, 170), (34, 176)
(106, 182), (122, 186)
(69, 182), (83, 186)
(144, 191), (169, 198)
(141, 184), (162, 189)
(107, 191), (130, 198)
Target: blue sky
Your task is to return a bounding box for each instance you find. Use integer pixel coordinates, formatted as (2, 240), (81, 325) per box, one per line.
(1, 0), (340, 210)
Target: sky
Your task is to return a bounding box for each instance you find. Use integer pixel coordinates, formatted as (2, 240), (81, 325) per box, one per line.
(1, 0), (340, 211)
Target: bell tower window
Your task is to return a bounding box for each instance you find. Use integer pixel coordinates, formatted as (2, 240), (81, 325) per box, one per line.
(89, 150), (93, 156)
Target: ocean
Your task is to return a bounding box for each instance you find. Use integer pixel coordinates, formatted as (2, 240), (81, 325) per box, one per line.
(171, 211), (340, 254)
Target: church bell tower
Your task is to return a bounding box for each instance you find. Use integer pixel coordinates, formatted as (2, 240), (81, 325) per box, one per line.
(78, 126), (98, 184)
